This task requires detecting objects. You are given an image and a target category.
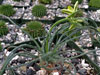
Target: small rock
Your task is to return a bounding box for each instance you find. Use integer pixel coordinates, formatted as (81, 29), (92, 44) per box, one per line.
(81, 59), (89, 68)
(12, 55), (19, 60)
(36, 69), (47, 75)
(26, 68), (36, 75)
(20, 66), (27, 72)
(33, 63), (40, 71)
(71, 59), (79, 65)
(78, 69), (87, 75)
(51, 71), (60, 75)
(18, 57), (26, 64)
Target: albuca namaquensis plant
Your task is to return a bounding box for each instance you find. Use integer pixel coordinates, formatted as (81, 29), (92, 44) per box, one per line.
(24, 21), (45, 38)
(32, 4), (47, 17)
(0, 4), (15, 16)
(0, 19), (82, 75)
(0, 20), (8, 36)
(49, 1), (100, 73)
(39, 0), (52, 4)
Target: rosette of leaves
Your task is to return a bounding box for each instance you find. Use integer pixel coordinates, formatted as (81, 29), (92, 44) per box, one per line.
(89, 0), (100, 8)
(32, 4), (47, 17)
(0, 20), (8, 36)
(39, 0), (51, 4)
(0, 4), (15, 16)
(62, 2), (78, 17)
(0, 19), (82, 75)
(71, 0), (83, 4)
(61, 1), (83, 40)
(24, 21), (45, 38)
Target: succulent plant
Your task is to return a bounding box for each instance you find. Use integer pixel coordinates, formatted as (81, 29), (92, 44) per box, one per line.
(71, 0), (83, 4)
(0, 4), (15, 16)
(0, 20), (8, 36)
(24, 21), (45, 38)
(62, 2), (78, 17)
(89, 0), (100, 8)
(32, 4), (47, 17)
(39, 0), (51, 4)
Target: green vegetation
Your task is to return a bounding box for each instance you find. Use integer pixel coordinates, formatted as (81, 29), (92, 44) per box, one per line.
(61, 2), (83, 40)
(39, 0), (51, 4)
(71, 0), (83, 4)
(0, 4), (15, 16)
(32, 4), (47, 17)
(0, 20), (8, 36)
(89, 0), (100, 8)
(75, 9), (83, 17)
(24, 21), (45, 38)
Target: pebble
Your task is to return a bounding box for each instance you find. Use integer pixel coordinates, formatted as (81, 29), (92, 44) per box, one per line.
(27, 62), (40, 71)
(20, 66), (27, 72)
(11, 8), (25, 19)
(81, 59), (89, 69)
(51, 71), (59, 75)
(18, 57), (26, 64)
(71, 59), (79, 65)
(89, 9), (100, 22)
(4, 49), (11, 56)
(36, 69), (46, 75)
(78, 69), (87, 75)
(3, 0), (31, 7)
(45, 0), (59, 9)
(79, 0), (89, 9)
(26, 68), (36, 75)
(33, 63), (40, 71)
(1, 42), (6, 48)
(12, 55), (19, 60)
(56, 8), (68, 18)
(59, 0), (71, 8)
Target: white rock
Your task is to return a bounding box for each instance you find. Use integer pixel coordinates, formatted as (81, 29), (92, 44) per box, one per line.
(12, 55), (19, 60)
(83, 5), (88, 9)
(1, 42), (6, 48)
(51, 72), (59, 75)
(4, 49), (11, 56)
(81, 59), (89, 69)
(36, 69), (46, 75)
(6, 34), (11, 40)
(34, 52), (39, 56)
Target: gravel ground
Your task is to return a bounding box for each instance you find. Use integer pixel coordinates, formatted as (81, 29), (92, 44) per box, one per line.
(0, 0), (100, 75)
